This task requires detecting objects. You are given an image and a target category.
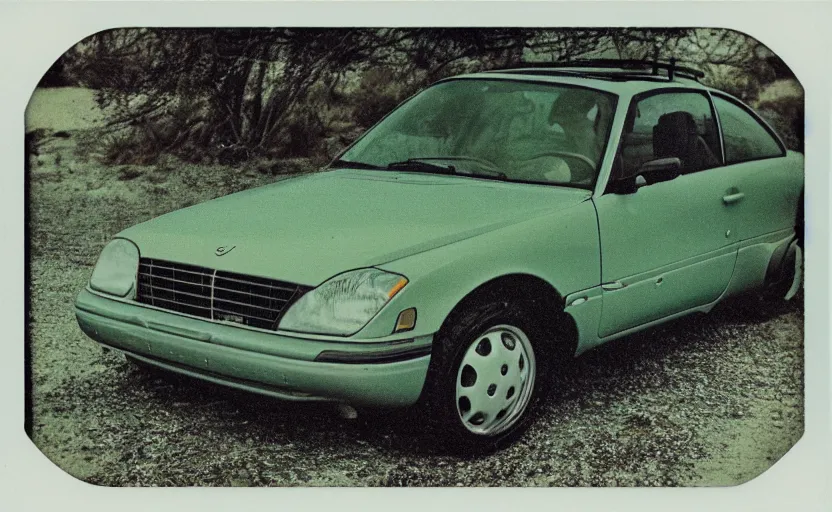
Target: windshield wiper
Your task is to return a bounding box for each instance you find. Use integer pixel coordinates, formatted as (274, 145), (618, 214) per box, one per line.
(389, 157), (507, 180)
(329, 158), (386, 170)
(386, 159), (458, 175)
(335, 157), (507, 181)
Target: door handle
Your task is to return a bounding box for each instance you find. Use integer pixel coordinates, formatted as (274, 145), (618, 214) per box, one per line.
(722, 192), (745, 205)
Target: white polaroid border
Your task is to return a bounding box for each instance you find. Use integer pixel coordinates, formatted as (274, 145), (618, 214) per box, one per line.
(0, 1), (828, 511)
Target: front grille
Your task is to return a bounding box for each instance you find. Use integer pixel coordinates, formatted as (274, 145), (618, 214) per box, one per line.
(136, 258), (309, 330)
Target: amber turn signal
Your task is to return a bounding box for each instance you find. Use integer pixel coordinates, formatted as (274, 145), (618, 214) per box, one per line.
(394, 308), (417, 333)
(388, 277), (409, 299)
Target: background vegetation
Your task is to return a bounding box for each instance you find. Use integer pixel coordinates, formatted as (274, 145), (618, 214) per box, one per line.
(35, 27), (804, 170)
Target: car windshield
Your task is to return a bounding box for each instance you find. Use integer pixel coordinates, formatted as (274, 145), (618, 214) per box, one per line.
(338, 79), (616, 188)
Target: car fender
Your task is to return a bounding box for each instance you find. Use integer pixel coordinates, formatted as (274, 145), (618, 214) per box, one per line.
(359, 199), (601, 339)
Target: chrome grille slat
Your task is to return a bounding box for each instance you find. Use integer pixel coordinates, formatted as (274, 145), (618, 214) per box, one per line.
(139, 263), (211, 277)
(143, 295), (212, 310)
(139, 284), (218, 303)
(211, 306), (276, 323)
(212, 284), (292, 301)
(211, 295), (289, 311)
(136, 257), (308, 330)
(214, 275), (298, 293)
(137, 273), (215, 289)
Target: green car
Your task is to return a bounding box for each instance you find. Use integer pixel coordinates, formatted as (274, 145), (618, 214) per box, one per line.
(75, 61), (804, 451)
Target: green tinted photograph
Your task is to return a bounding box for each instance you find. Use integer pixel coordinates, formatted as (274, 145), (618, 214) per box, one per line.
(26, 27), (803, 486)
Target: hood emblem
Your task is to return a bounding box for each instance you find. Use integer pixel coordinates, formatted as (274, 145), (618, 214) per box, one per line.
(215, 245), (236, 257)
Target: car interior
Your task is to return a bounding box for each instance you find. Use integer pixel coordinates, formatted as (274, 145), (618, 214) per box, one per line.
(504, 90), (613, 186)
(653, 111), (719, 172)
(613, 107), (721, 183)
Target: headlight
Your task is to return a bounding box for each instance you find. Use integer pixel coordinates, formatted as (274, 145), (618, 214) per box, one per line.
(89, 238), (140, 298)
(278, 268), (408, 336)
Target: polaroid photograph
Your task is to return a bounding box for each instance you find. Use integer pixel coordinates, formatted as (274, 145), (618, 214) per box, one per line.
(3, 1), (829, 511)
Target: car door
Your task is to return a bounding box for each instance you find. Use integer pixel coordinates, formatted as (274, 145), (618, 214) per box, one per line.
(593, 90), (739, 338)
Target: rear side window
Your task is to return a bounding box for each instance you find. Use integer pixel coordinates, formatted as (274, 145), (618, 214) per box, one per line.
(620, 92), (721, 177)
(713, 95), (784, 163)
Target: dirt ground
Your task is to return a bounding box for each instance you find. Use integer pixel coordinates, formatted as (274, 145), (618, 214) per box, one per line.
(25, 88), (804, 487)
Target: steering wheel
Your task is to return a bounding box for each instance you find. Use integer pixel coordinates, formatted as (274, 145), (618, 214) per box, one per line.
(518, 151), (597, 179)
(520, 151), (597, 172)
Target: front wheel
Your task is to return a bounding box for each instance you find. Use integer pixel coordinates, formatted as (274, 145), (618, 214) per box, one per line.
(417, 298), (557, 453)
(454, 324), (537, 437)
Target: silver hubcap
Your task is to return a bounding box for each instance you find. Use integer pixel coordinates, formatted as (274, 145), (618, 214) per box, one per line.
(455, 324), (536, 436)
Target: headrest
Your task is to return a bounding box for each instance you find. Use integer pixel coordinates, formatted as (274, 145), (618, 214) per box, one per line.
(549, 89), (599, 125)
(653, 111), (699, 161)
(656, 111), (697, 138)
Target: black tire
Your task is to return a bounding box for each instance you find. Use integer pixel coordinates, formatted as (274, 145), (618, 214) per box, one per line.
(796, 190), (804, 249)
(761, 191), (803, 302)
(762, 242), (798, 302)
(416, 295), (564, 454)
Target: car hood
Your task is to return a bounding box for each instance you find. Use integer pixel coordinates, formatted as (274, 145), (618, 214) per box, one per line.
(119, 169), (590, 285)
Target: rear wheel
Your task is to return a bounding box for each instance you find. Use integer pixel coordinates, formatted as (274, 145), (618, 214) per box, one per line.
(417, 297), (560, 453)
(796, 190), (804, 249)
(761, 192), (804, 302)
(762, 240), (802, 302)
(784, 243), (803, 301)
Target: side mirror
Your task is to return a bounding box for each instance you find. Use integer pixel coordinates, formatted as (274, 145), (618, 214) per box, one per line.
(610, 157), (682, 194)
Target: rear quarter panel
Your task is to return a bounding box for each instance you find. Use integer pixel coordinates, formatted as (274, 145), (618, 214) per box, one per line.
(731, 150), (804, 242)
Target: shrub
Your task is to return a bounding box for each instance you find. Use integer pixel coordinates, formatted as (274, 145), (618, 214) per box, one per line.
(117, 166), (144, 181)
(279, 111), (326, 158)
(100, 131), (158, 166)
(753, 79), (803, 152)
(350, 68), (415, 128)
(756, 96), (804, 152)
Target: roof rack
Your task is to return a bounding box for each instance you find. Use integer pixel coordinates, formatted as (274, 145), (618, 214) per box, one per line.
(494, 58), (705, 82)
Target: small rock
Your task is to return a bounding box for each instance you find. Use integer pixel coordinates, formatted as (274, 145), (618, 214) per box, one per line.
(338, 404), (358, 420)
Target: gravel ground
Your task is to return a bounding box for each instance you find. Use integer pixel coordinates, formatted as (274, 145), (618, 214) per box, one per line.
(26, 91), (804, 487)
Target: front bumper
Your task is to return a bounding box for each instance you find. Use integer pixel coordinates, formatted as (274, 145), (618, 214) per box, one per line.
(74, 289), (432, 407)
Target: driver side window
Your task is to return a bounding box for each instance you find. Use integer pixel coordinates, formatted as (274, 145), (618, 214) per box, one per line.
(618, 92), (721, 179)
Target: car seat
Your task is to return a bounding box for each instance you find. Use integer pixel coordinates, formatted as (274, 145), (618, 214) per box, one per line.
(653, 111), (719, 172)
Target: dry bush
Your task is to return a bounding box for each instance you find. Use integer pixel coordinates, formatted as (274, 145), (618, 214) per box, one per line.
(100, 131), (158, 166)
(756, 96), (804, 152)
(117, 166), (144, 181)
(351, 67), (414, 128)
(279, 111), (327, 158)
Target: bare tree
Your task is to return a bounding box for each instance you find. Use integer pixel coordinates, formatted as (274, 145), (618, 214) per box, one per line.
(62, 27), (798, 164)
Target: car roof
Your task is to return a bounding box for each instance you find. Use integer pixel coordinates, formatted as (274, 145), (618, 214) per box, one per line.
(445, 68), (718, 97)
